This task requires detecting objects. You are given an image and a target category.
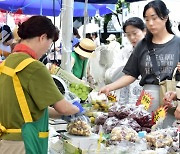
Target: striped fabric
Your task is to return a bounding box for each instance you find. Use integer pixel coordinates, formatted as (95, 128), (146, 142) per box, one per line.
(0, 25), (13, 43)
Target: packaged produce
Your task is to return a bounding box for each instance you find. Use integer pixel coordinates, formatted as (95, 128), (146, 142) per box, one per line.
(146, 129), (173, 148)
(95, 113), (108, 125)
(108, 104), (119, 117)
(88, 91), (108, 104)
(118, 117), (141, 132)
(109, 126), (139, 143)
(89, 91), (109, 112)
(67, 116), (91, 136)
(108, 104), (138, 119)
(115, 104), (136, 119)
(129, 105), (153, 128)
(103, 117), (119, 133)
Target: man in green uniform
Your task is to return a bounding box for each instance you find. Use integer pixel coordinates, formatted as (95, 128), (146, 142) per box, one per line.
(0, 16), (84, 154)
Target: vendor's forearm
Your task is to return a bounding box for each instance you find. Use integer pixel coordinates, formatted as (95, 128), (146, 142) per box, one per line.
(53, 99), (79, 116)
(48, 107), (61, 118)
(108, 75), (136, 91)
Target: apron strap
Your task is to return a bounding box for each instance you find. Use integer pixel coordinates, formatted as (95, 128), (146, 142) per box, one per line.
(0, 123), (21, 136)
(0, 58), (35, 134)
(13, 58), (36, 122)
(0, 58), (49, 140)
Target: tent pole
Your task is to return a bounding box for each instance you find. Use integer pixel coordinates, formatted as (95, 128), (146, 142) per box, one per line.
(83, 0), (89, 38)
(53, 0), (56, 61)
(40, 0), (42, 15)
(60, 0), (74, 72)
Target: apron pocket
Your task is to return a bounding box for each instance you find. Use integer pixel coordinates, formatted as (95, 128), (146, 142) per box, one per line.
(22, 122), (48, 154)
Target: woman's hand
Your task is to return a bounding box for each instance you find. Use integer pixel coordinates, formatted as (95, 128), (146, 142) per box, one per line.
(162, 91), (177, 108)
(99, 85), (111, 96)
(174, 106), (180, 120)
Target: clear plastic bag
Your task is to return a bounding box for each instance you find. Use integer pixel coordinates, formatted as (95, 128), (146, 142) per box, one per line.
(67, 115), (91, 136)
(118, 117), (141, 132)
(145, 129), (173, 148)
(129, 105), (153, 128)
(95, 113), (108, 125)
(110, 126), (139, 143)
(102, 117), (119, 133)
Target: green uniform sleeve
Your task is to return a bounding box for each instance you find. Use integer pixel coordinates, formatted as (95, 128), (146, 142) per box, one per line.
(28, 64), (64, 110)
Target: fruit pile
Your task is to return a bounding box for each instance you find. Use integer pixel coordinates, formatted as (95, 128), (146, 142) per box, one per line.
(92, 101), (109, 112)
(69, 83), (91, 101)
(88, 91), (109, 112)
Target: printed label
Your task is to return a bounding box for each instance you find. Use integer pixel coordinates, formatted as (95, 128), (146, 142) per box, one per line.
(136, 90), (153, 110)
(153, 107), (167, 123)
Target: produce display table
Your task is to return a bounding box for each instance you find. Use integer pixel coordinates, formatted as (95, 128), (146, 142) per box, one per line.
(48, 64), (180, 154)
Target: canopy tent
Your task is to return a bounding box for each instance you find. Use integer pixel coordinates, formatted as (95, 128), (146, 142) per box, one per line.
(74, 0), (118, 4)
(0, 0), (115, 17)
(74, 3), (115, 17)
(0, 0), (61, 16)
(0, 0), (118, 71)
(125, 0), (145, 2)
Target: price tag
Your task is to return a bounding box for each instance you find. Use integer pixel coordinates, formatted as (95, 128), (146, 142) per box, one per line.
(136, 90), (153, 110)
(153, 107), (167, 123)
(107, 93), (117, 102)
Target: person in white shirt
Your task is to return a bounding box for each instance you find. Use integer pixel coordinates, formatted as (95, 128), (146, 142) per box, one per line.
(92, 32), (100, 47)
(104, 17), (146, 104)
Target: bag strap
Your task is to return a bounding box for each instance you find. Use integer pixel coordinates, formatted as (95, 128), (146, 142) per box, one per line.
(172, 67), (178, 81)
(147, 43), (161, 81)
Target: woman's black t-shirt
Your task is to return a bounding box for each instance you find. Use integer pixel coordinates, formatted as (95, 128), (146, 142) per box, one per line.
(123, 36), (180, 86)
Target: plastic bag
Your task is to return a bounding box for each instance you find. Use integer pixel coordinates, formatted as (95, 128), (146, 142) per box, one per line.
(145, 129), (173, 148)
(107, 125), (139, 145)
(67, 115), (91, 136)
(102, 117), (119, 134)
(118, 117), (141, 132)
(95, 113), (108, 125)
(129, 105), (153, 128)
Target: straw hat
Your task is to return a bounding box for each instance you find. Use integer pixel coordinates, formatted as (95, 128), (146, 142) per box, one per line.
(106, 34), (116, 41)
(74, 38), (96, 58)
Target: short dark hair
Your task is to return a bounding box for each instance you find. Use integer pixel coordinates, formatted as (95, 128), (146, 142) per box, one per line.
(18, 16), (59, 42)
(123, 17), (145, 33)
(73, 27), (80, 39)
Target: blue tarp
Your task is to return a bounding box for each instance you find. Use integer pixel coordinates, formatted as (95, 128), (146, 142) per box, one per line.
(125, 0), (144, 2)
(0, 0), (61, 16)
(74, 0), (118, 4)
(0, 0), (116, 16)
(74, 3), (115, 17)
